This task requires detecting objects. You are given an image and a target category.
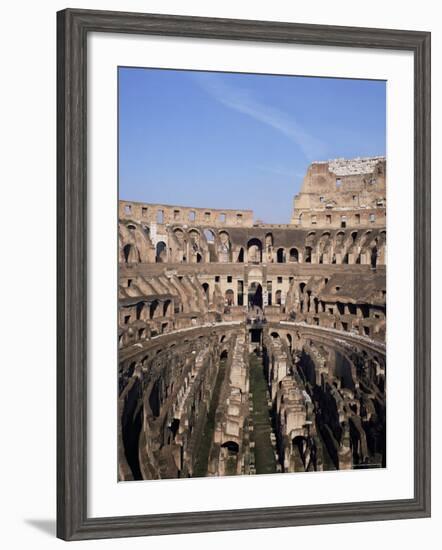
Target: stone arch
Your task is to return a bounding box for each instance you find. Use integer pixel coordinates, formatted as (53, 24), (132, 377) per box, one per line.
(156, 241), (167, 263)
(275, 289), (282, 305)
(123, 244), (136, 264)
(276, 248), (286, 263)
(135, 301), (144, 320)
(289, 247), (299, 262)
(371, 246), (378, 268)
(286, 333), (292, 349)
(248, 281), (263, 309)
(247, 238), (262, 263)
(217, 230), (231, 262)
(225, 289), (234, 306)
(202, 282), (210, 300)
(204, 228), (215, 243)
(173, 227), (184, 242)
(149, 300), (159, 319)
(163, 299), (172, 317)
(221, 441), (239, 453)
(304, 246), (312, 263)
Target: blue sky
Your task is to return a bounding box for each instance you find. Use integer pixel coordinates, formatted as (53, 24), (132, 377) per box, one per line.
(119, 67), (386, 223)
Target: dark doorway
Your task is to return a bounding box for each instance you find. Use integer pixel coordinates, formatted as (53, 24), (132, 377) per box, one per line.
(371, 246), (378, 268)
(248, 282), (263, 309)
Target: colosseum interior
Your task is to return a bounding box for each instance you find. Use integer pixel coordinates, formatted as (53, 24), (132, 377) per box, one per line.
(118, 156), (386, 481)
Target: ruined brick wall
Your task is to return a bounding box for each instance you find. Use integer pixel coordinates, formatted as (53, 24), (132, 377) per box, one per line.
(291, 157), (386, 228)
(119, 200), (254, 228)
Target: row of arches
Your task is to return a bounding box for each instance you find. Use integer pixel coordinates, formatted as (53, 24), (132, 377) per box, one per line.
(120, 219), (385, 266)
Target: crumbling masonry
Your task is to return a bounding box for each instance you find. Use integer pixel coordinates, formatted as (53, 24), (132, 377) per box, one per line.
(118, 156), (386, 480)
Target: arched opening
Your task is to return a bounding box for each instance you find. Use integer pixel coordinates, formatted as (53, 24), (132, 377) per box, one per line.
(293, 435), (306, 451)
(136, 302), (144, 320)
(371, 246), (378, 268)
(149, 379), (161, 417)
(173, 228), (184, 242)
(276, 248), (286, 263)
(202, 283), (210, 299)
(155, 241), (167, 263)
(270, 331), (280, 339)
(225, 289), (234, 306)
(275, 289), (282, 305)
(221, 441), (239, 454)
(313, 297), (319, 314)
(149, 300), (159, 319)
(286, 333), (292, 349)
(220, 349), (228, 360)
(123, 244), (132, 263)
(204, 228), (215, 243)
(189, 229), (200, 260)
(163, 299), (171, 317)
(237, 247), (244, 263)
(289, 248), (299, 262)
(196, 253), (203, 263)
(334, 352), (355, 390)
(169, 418), (180, 441)
(247, 238), (262, 263)
(299, 350), (316, 385)
(336, 230), (345, 243)
(248, 282), (263, 309)
(304, 246), (312, 263)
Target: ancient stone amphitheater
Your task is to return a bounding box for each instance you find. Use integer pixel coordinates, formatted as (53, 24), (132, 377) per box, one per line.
(118, 156), (386, 481)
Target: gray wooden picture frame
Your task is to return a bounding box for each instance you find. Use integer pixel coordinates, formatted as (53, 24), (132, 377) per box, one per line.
(57, 8), (431, 541)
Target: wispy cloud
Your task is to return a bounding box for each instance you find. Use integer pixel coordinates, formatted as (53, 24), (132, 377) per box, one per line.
(194, 74), (326, 160)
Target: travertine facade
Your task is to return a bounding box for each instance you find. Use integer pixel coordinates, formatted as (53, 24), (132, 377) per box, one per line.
(292, 156), (386, 228)
(118, 156), (386, 480)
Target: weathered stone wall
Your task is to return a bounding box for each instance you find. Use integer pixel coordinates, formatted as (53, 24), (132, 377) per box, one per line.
(119, 200), (254, 227)
(291, 156), (386, 228)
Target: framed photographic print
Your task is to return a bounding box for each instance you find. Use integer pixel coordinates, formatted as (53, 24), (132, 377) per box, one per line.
(57, 8), (431, 541)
